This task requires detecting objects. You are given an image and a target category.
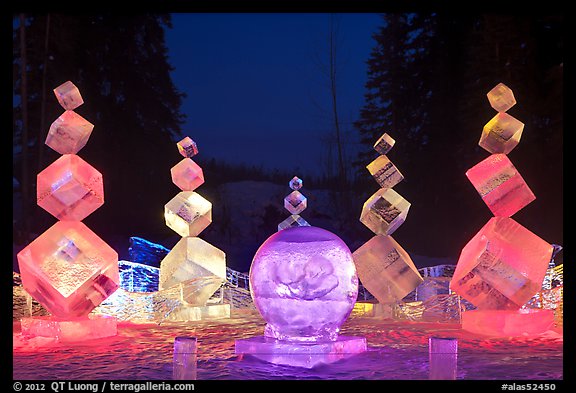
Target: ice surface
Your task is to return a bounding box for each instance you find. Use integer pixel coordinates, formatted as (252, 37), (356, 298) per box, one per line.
(487, 82), (516, 112)
(177, 136), (199, 158)
(278, 214), (310, 231)
(466, 153), (535, 217)
(46, 111), (94, 155)
(37, 154), (104, 221)
(20, 314), (117, 342)
(353, 235), (423, 304)
(53, 81), (84, 111)
(479, 112), (524, 154)
(450, 217), (553, 310)
(17, 221), (119, 318)
(462, 309), (554, 337)
(289, 176), (303, 190)
(284, 190), (307, 215)
(164, 191), (212, 237)
(250, 226), (358, 342)
(366, 155), (404, 189)
(118, 260), (159, 292)
(373, 133), (395, 155)
(173, 337), (197, 380)
(160, 237), (226, 306)
(235, 335), (367, 369)
(170, 158), (205, 191)
(360, 188), (410, 235)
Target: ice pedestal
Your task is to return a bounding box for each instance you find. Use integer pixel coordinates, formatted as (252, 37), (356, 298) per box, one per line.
(462, 309), (554, 337)
(20, 315), (117, 342)
(173, 337), (197, 380)
(235, 336), (367, 369)
(429, 337), (458, 380)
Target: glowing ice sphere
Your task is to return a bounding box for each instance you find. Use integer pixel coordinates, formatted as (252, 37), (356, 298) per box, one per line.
(487, 82), (516, 113)
(159, 237), (226, 306)
(278, 214), (310, 231)
(53, 81), (84, 111)
(37, 154), (104, 221)
(360, 188), (410, 235)
(250, 226), (358, 342)
(16, 221), (119, 318)
(177, 136), (199, 158)
(479, 112), (524, 154)
(170, 158), (205, 191)
(289, 176), (303, 190)
(462, 309), (554, 337)
(284, 190), (307, 215)
(353, 235), (423, 304)
(450, 217), (553, 309)
(20, 315), (117, 342)
(373, 133), (395, 155)
(466, 154), (535, 217)
(366, 155), (404, 189)
(165, 191), (212, 237)
(46, 111), (94, 154)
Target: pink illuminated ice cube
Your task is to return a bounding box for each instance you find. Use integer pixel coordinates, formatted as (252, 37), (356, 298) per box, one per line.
(37, 154), (104, 221)
(284, 191), (307, 215)
(450, 217), (553, 309)
(466, 153), (535, 217)
(487, 82), (516, 113)
(53, 81), (84, 111)
(170, 158), (205, 191)
(177, 136), (199, 158)
(46, 111), (94, 155)
(17, 221), (119, 318)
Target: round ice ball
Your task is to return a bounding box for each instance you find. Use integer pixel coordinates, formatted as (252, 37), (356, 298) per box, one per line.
(249, 226), (358, 342)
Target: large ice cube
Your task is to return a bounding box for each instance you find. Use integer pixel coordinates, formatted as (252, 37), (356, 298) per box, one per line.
(170, 158), (204, 191)
(46, 111), (94, 155)
(366, 155), (404, 189)
(466, 154), (535, 217)
(479, 112), (524, 154)
(164, 191), (212, 237)
(450, 217), (553, 309)
(53, 81), (84, 111)
(353, 235), (423, 304)
(359, 188), (410, 235)
(487, 82), (516, 113)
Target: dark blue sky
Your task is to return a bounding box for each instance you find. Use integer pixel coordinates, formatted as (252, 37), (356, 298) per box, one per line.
(165, 13), (383, 176)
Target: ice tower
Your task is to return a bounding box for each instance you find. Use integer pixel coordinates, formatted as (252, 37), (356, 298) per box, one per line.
(17, 81), (119, 342)
(278, 176), (310, 231)
(450, 83), (555, 336)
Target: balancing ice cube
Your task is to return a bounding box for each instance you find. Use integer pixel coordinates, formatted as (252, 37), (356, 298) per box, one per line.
(450, 217), (553, 310)
(46, 111), (94, 155)
(353, 235), (423, 304)
(479, 112), (524, 154)
(37, 154), (104, 221)
(278, 214), (310, 231)
(177, 136), (199, 158)
(360, 188), (410, 235)
(159, 237), (226, 305)
(289, 176), (303, 191)
(373, 133), (395, 155)
(53, 81), (84, 111)
(171, 158), (205, 191)
(366, 155), (404, 189)
(16, 221), (119, 318)
(284, 191), (307, 214)
(487, 82), (516, 113)
(165, 191), (212, 237)
(466, 154), (535, 217)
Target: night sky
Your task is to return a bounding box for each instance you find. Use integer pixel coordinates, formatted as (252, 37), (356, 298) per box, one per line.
(164, 13), (383, 174)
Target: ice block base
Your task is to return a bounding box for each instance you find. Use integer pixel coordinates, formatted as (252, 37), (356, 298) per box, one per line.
(235, 335), (367, 369)
(20, 315), (117, 342)
(166, 303), (231, 322)
(462, 309), (554, 337)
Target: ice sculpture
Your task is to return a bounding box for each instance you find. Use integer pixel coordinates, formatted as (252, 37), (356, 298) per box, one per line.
(353, 132), (423, 305)
(235, 226), (366, 368)
(450, 83), (554, 336)
(17, 81), (119, 342)
(158, 137), (229, 319)
(278, 176), (310, 231)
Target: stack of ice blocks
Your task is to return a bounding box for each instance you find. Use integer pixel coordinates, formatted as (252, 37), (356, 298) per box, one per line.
(352, 132), (424, 305)
(16, 81), (120, 342)
(278, 176), (310, 231)
(450, 83), (554, 336)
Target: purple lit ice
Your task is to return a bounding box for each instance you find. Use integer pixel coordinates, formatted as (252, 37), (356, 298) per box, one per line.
(249, 226), (358, 342)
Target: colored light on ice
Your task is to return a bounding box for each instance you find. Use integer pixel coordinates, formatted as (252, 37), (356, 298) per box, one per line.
(366, 155), (404, 189)
(450, 217), (553, 309)
(289, 176), (303, 190)
(160, 237), (226, 306)
(487, 82), (516, 113)
(170, 158), (205, 191)
(17, 221), (119, 318)
(177, 136), (199, 158)
(353, 235), (423, 304)
(278, 214), (310, 231)
(173, 336), (197, 380)
(479, 112), (524, 154)
(429, 337), (458, 380)
(462, 309), (554, 337)
(466, 153), (535, 217)
(37, 154), (104, 221)
(284, 190), (307, 215)
(164, 191), (212, 237)
(250, 226), (358, 342)
(46, 111), (94, 155)
(20, 315), (117, 342)
(53, 81), (84, 111)
(373, 133), (395, 155)
(360, 188), (410, 235)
